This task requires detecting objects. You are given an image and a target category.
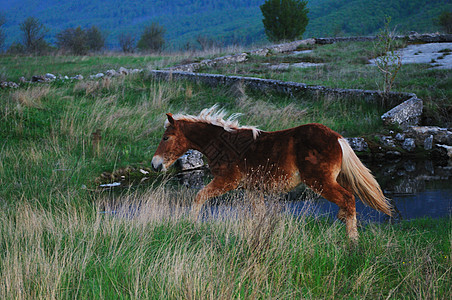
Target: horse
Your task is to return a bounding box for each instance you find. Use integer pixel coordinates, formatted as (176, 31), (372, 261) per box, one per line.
(151, 106), (392, 241)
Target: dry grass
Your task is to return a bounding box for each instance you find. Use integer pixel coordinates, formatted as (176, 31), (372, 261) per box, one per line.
(10, 86), (51, 109)
(0, 186), (449, 299)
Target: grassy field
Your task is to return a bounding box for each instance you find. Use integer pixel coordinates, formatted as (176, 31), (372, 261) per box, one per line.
(0, 42), (451, 298)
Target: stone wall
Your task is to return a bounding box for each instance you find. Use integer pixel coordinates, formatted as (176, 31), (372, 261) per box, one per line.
(149, 70), (422, 128)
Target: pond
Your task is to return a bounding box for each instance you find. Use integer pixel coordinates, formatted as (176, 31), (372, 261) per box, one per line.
(178, 158), (452, 222)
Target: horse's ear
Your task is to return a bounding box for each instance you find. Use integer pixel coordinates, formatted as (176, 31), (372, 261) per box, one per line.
(166, 113), (175, 125)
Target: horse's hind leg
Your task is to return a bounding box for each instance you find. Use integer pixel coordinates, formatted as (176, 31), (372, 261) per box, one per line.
(313, 180), (358, 242)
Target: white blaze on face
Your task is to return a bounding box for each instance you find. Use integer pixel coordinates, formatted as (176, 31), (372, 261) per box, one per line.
(151, 155), (167, 172)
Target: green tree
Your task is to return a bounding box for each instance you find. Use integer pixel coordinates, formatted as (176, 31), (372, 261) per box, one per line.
(86, 26), (105, 52)
(19, 17), (49, 54)
(56, 27), (88, 55)
(137, 22), (165, 53)
(260, 0), (309, 42)
(0, 13), (5, 52)
(437, 11), (452, 34)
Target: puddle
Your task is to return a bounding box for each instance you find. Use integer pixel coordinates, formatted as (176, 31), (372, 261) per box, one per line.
(370, 42), (452, 69)
(181, 158), (452, 221)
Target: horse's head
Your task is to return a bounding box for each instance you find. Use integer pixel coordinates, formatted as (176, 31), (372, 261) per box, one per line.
(151, 113), (190, 172)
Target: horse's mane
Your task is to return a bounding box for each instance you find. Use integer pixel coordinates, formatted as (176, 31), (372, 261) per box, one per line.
(165, 105), (261, 139)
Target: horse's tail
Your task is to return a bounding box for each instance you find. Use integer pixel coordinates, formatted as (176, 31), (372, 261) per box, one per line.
(338, 138), (392, 216)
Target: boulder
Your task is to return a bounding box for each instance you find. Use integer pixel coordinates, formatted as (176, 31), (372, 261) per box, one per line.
(119, 67), (129, 75)
(345, 137), (368, 152)
(177, 150), (205, 170)
(45, 73), (56, 80)
(381, 96), (423, 129)
(424, 135), (433, 150)
(90, 73), (104, 79)
(106, 69), (117, 77)
(402, 138), (416, 152)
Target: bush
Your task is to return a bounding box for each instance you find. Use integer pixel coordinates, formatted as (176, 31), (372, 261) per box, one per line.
(86, 26), (105, 52)
(137, 22), (165, 53)
(119, 33), (135, 53)
(56, 27), (88, 55)
(0, 14), (5, 52)
(437, 11), (452, 34)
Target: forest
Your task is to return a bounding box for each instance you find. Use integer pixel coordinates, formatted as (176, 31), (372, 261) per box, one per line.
(0, 0), (451, 49)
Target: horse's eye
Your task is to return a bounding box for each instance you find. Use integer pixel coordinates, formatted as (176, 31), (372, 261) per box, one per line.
(163, 136), (169, 141)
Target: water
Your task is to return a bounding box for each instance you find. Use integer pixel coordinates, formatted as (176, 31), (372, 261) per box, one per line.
(179, 158), (452, 221)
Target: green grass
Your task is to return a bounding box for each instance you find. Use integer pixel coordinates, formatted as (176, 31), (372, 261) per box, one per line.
(0, 190), (450, 299)
(0, 43), (450, 299)
(0, 54), (182, 82)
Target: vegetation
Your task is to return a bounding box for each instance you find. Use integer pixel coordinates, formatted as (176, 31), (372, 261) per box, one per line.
(373, 17), (402, 99)
(261, 0), (309, 42)
(0, 39), (450, 299)
(137, 22), (166, 53)
(56, 25), (106, 55)
(1, 0), (451, 49)
(437, 11), (452, 34)
(0, 190), (450, 299)
(197, 41), (452, 127)
(0, 13), (5, 51)
(19, 16), (50, 54)
(119, 33), (136, 53)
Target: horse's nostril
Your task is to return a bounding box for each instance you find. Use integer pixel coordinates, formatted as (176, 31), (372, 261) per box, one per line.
(152, 164), (161, 172)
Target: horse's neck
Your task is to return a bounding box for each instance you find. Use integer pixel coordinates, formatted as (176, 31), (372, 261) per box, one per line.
(181, 122), (222, 153)
(182, 122), (254, 167)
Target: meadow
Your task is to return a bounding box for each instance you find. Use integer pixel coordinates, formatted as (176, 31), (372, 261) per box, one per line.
(0, 41), (451, 299)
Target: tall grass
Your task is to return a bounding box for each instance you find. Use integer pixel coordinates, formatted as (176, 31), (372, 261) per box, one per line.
(0, 187), (450, 299)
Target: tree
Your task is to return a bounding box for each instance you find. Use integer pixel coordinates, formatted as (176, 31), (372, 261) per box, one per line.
(86, 26), (105, 52)
(260, 0), (309, 42)
(56, 27), (88, 55)
(437, 11), (452, 34)
(19, 17), (49, 54)
(137, 22), (165, 53)
(119, 33), (135, 53)
(0, 13), (5, 52)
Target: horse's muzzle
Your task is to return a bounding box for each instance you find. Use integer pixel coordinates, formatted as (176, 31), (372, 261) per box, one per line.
(151, 155), (165, 172)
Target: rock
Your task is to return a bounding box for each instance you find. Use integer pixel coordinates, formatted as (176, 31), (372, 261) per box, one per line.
(395, 133), (405, 141)
(0, 81), (19, 88)
(177, 150), (205, 170)
(437, 144), (452, 159)
(405, 126), (452, 145)
(31, 75), (46, 82)
(381, 96), (423, 129)
(71, 74), (83, 80)
(106, 69), (117, 77)
(64, 75), (69, 80)
(345, 137), (368, 152)
(45, 73), (56, 80)
(19, 77), (27, 83)
(380, 136), (396, 148)
(90, 73), (104, 79)
(424, 135), (433, 150)
(119, 67), (129, 75)
(130, 69), (143, 74)
(402, 138), (416, 152)
(386, 151), (401, 158)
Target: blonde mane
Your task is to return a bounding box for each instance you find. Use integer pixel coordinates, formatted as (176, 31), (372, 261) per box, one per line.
(165, 105), (261, 139)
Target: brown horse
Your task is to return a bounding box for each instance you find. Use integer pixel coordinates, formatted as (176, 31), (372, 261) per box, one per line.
(151, 106), (392, 241)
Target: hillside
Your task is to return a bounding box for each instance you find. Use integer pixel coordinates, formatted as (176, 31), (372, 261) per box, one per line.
(1, 0), (451, 50)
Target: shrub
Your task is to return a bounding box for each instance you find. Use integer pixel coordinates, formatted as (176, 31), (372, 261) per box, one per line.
(137, 22), (165, 53)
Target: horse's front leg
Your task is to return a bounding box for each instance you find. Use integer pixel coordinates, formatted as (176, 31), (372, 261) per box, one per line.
(191, 175), (239, 220)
